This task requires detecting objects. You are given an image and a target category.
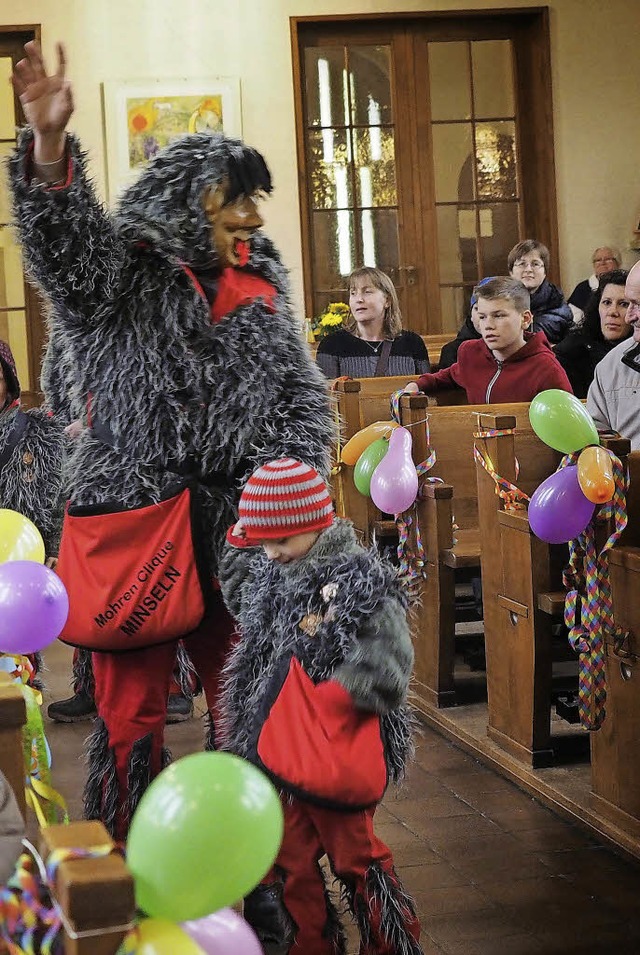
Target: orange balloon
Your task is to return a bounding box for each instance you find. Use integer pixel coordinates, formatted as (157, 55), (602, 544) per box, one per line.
(341, 421), (399, 466)
(577, 446), (615, 504)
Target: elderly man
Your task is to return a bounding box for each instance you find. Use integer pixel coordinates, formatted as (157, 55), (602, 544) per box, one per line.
(569, 246), (622, 315)
(587, 260), (640, 450)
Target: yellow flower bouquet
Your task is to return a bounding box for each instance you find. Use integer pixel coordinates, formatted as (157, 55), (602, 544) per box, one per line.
(309, 302), (351, 341)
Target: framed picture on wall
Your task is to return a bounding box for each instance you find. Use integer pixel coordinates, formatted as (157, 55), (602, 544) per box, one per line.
(101, 77), (242, 201)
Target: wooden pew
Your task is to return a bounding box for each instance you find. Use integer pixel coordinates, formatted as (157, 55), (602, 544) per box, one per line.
(591, 546), (640, 840)
(399, 399), (540, 709)
(475, 419), (633, 767)
(0, 673), (135, 954)
(331, 376), (413, 544)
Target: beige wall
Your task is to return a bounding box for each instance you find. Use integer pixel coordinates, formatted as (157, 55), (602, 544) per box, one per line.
(3, 0), (639, 316)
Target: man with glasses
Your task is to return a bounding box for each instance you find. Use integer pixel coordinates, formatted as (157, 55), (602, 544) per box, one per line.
(508, 239), (573, 344)
(569, 246), (622, 314)
(587, 260), (640, 450)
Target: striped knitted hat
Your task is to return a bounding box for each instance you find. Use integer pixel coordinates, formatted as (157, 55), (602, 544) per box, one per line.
(238, 458), (334, 541)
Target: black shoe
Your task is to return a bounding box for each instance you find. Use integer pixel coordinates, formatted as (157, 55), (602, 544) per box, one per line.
(47, 689), (97, 723)
(244, 883), (296, 954)
(166, 693), (193, 724)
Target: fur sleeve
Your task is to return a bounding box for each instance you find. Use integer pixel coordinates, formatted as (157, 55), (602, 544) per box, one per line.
(247, 325), (334, 481)
(217, 540), (262, 620)
(8, 129), (125, 320)
(332, 595), (414, 714)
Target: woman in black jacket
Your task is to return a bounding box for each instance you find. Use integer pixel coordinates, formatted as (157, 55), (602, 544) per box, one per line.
(554, 269), (631, 398)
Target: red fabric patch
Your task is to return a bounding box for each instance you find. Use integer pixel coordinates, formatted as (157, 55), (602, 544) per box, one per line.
(257, 658), (387, 810)
(211, 268), (276, 323)
(236, 240), (250, 267)
(56, 488), (205, 651)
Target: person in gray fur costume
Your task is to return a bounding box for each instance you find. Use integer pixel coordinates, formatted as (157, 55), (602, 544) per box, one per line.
(9, 41), (332, 840)
(219, 458), (422, 955)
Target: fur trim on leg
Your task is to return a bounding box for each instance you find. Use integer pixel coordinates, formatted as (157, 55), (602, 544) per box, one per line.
(175, 642), (200, 698)
(350, 863), (422, 955)
(161, 746), (172, 770)
(73, 648), (95, 697)
(83, 718), (118, 837)
(30, 651), (45, 692)
(320, 871), (348, 955)
(126, 732), (153, 823)
(204, 711), (216, 751)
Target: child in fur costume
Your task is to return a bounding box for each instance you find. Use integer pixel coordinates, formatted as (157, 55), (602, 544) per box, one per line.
(219, 458), (422, 955)
(0, 340), (64, 563)
(9, 42), (333, 839)
(0, 340), (65, 687)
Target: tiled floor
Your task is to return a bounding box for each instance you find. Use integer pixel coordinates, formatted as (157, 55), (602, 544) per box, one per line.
(42, 642), (640, 954)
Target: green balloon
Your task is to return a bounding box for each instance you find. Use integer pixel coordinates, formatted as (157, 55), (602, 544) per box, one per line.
(354, 437), (389, 496)
(126, 752), (283, 922)
(529, 389), (600, 454)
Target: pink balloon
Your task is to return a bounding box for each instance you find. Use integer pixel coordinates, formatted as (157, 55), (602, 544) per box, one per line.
(370, 427), (418, 514)
(0, 561), (69, 654)
(182, 908), (262, 955)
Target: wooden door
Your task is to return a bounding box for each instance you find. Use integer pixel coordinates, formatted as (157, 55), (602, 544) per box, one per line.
(292, 9), (558, 337)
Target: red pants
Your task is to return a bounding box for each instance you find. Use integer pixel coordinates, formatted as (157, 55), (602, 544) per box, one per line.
(90, 591), (235, 839)
(272, 798), (421, 955)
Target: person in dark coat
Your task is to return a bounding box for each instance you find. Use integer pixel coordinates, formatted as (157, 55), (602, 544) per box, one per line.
(568, 247), (621, 313)
(437, 276), (495, 369)
(554, 269), (631, 398)
(508, 239), (573, 344)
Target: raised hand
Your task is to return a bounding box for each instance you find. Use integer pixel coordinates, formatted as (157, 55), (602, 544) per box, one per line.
(12, 41), (73, 159)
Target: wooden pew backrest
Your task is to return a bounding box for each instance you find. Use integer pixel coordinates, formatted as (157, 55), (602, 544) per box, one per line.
(422, 404), (559, 531)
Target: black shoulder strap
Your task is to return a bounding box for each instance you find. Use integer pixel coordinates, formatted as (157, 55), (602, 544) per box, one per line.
(0, 409), (30, 472)
(374, 340), (393, 377)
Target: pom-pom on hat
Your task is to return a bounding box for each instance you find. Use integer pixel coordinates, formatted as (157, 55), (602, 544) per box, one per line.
(238, 458), (334, 543)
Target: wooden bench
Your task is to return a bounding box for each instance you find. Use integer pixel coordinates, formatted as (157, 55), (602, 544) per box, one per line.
(591, 537), (640, 840)
(398, 398), (544, 709)
(0, 674), (135, 953)
(475, 419), (635, 767)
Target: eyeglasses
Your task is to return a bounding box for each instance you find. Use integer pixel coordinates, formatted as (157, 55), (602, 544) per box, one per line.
(513, 260), (545, 270)
(593, 257), (618, 265)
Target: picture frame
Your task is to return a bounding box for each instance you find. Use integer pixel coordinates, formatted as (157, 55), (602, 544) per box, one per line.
(101, 77), (242, 200)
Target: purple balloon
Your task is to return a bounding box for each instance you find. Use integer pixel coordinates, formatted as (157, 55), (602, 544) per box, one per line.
(528, 466), (595, 544)
(182, 907), (262, 955)
(0, 561), (69, 654)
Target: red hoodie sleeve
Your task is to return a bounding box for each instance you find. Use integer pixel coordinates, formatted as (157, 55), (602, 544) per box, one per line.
(417, 362), (465, 393)
(539, 356), (574, 395)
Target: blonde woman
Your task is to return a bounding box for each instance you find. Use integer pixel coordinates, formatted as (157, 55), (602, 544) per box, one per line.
(316, 267), (430, 378)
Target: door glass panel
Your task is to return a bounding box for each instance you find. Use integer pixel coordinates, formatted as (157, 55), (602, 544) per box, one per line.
(312, 209), (356, 286)
(304, 48), (348, 128)
(0, 230), (26, 309)
(348, 46), (392, 125)
(475, 121), (518, 200)
(0, 58), (16, 139)
(436, 205), (479, 284)
(432, 123), (474, 203)
(0, 310), (30, 391)
(428, 42), (471, 121)
(357, 208), (399, 271)
(352, 127), (396, 206)
(439, 285), (467, 334)
(479, 202), (520, 276)
(308, 128), (353, 210)
(472, 40), (514, 118)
